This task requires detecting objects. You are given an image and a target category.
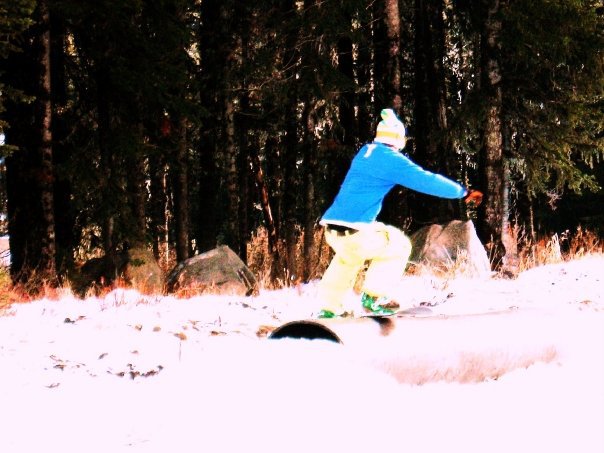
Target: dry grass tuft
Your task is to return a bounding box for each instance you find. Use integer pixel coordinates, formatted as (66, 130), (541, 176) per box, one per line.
(0, 268), (15, 312)
(1, 226), (602, 304)
(0, 267), (70, 311)
(517, 226), (603, 271)
(247, 226), (332, 289)
(248, 225), (603, 288)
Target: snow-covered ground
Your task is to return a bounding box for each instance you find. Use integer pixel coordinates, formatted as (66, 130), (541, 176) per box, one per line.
(0, 255), (603, 452)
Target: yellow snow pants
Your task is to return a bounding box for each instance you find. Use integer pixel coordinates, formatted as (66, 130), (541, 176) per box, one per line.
(317, 222), (412, 313)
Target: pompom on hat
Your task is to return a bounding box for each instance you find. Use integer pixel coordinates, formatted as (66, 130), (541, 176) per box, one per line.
(374, 108), (406, 150)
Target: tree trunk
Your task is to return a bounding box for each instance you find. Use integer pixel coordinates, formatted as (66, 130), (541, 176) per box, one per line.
(250, 138), (282, 277)
(414, 0), (430, 159)
(96, 68), (114, 253)
(195, 123), (219, 253)
(6, 155), (28, 282)
(51, 11), (75, 275)
(501, 114), (519, 275)
(262, 136), (286, 284)
(330, 36), (356, 203)
(282, 0), (301, 283)
(6, 0), (57, 287)
(357, 13), (374, 143)
(172, 116), (190, 262)
(237, 21), (252, 264)
(383, 0), (403, 110)
(36, 0), (57, 284)
(420, 0), (450, 173)
(478, 0), (506, 270)
(375, 0), (408, 228)
(237, 135), (250, 264)
(195, 0), (224, 253)
(337, 36), (355, 149)
(411, 0), (432, 227)
(412, 0), (454, 226)
(222, 94), (240, 254)
(283, 112), (299, 283)
(302, 102), (318, 282)
(126, 123), (147, 247)
(210, 1), (241, 257)
(149, 151), (169, 265)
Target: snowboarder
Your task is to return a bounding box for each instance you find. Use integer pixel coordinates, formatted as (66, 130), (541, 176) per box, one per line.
(317, 108), (483, 318)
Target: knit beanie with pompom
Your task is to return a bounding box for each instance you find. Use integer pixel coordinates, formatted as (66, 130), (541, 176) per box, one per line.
(374, 108), (406, 150)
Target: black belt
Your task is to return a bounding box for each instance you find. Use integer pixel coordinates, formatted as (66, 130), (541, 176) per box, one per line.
(326, 224), (358, 235)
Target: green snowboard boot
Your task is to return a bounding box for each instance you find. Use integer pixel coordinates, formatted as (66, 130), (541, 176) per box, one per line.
(361, 292), (398, 316)
(317, 309), (337, 319)
(317, 309), (352, 319)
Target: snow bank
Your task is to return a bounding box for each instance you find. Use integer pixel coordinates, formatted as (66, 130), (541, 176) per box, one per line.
(0, 256), (603, 452)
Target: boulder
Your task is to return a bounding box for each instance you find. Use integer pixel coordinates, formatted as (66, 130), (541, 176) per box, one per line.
(409, 220), (491, 277)
(122, 246), (164, 294)
(166, 245), (257, 297)
(74, 244), (164, 296)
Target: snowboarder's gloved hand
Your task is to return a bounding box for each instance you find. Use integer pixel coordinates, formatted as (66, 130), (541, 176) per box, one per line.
(464, 189), (483, 207)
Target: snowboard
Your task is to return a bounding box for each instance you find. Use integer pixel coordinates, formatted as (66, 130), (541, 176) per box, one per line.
(360, 305), (433, 318)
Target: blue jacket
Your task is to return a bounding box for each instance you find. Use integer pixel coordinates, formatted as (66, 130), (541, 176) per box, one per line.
(321, 142), (467, 228)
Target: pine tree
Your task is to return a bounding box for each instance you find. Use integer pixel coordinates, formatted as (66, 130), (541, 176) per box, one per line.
(3, 0), (58, 287)
(500, 0), (604, 212)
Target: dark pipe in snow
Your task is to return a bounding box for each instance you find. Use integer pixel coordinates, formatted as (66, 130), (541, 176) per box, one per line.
(269, 307), (435, 343)
(267, 308), (560, 385)
(268, 320), (342, 343)
(268, 316), (400, 344)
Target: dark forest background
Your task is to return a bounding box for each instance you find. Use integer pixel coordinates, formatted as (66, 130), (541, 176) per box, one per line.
(0, 0), (603, 291)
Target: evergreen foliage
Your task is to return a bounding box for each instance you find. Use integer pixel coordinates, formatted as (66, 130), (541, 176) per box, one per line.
(0, 0), (602, 289)
(501, 0), (604, 197)
(0, 0), (36, 150)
